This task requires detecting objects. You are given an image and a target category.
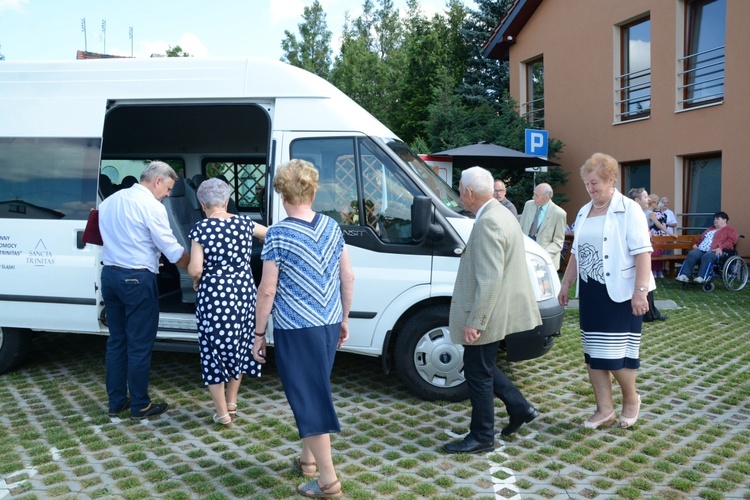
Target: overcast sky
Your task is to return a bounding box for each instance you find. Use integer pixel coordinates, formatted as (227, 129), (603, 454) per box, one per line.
(0, 0), (477, 61)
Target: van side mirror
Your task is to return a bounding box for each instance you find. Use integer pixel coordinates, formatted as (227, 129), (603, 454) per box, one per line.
(411, 196), (443, 243)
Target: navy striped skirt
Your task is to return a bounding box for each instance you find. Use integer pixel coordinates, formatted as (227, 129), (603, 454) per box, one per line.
(273, 323), (341, 438)
(579, 280), (642, 370)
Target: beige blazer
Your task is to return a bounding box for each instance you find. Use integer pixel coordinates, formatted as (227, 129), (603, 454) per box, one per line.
(519, 199), (567, 269)
(449, 199), (542, 345)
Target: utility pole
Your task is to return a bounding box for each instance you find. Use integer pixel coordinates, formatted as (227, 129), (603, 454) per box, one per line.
(101, 19), (106, 54)
(129, 27), (133, 57)
(81, 18), (87, 52)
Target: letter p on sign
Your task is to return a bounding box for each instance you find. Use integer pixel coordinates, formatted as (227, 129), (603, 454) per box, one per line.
(525, 129), (548, 159)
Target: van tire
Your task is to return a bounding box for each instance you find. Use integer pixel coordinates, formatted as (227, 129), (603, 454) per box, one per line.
(394, 305), (469, 402)
(0, 327), (33, 374)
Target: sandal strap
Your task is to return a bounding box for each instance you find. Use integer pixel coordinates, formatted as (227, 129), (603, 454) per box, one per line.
(320, 479), (340, 492)
(213, 413), (231, 424)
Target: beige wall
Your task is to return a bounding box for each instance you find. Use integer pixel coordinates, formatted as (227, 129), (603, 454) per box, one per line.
(508, 0), (750, 254)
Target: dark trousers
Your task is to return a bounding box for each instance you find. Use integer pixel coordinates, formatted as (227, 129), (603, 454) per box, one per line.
(102, 266), (159, 413)
(644, 291), (662, 321)
(463, 340), (531, 442)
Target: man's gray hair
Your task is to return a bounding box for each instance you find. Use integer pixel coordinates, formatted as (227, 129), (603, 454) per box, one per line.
(461, 166), (493, 197)
(196, 178), (232, 209)
(627, 187), (645, 201)
(538, 183), (553, 198)
(140, 161), (178, 183)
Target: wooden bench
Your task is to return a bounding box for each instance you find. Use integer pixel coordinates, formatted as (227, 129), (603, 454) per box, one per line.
(651, 234), (700, 278)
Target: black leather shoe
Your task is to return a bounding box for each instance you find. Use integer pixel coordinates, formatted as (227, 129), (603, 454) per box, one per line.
(443, 435), (495, 454)
(644, 313), (668, 323)
(501, 406), (539, 436)
(107, 397), (130, 417)
(131, 401), (169, 420)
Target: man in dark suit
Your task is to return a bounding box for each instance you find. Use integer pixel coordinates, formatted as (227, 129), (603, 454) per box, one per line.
(444, 166), (542, 454)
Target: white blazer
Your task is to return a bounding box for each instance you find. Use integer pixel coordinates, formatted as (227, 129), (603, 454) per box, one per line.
(571, 189), (656, 302)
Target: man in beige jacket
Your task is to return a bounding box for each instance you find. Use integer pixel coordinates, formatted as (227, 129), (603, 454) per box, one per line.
(444, 166), (542, 454)
(519, 183), (567, 270)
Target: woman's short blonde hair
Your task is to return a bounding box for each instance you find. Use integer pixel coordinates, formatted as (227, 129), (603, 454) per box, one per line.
(580, 152), (618, 182)
(273, 159), (319, 205)
(649, 193), (660, 207)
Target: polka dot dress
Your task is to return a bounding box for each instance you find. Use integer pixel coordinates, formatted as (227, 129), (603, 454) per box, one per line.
(189, 216), (261, 385)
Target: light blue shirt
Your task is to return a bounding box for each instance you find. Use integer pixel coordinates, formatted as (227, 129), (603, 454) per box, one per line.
(535, 202), (550, 229)
(100, 184), (185, 274)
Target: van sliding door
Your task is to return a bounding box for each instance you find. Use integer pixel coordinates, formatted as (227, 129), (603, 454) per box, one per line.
(0, 138), (102, 333)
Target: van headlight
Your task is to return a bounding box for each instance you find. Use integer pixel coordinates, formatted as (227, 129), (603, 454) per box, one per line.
(527, 253), (556, 301)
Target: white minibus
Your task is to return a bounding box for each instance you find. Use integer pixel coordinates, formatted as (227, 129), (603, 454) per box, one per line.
(0, 57), (563, 401)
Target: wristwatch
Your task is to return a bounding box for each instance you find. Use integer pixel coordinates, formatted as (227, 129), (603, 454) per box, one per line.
(635, 286), (648, 292)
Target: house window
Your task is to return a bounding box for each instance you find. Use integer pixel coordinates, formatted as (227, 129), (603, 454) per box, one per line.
(616, 17), (651, 121)
(522, 57), (544, 128)
(679, 0), (726, 108)
(683, 155), (721, 232)
(622, 161), (651, 194)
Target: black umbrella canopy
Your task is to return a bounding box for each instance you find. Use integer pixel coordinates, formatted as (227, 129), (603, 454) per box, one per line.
(431, 141), (559, 170)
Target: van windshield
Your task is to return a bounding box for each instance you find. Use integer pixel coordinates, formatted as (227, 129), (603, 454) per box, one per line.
(383, 139), (464, 213)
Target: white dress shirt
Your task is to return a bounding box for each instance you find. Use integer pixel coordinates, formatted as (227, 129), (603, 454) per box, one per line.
(99, 184), (185, 274)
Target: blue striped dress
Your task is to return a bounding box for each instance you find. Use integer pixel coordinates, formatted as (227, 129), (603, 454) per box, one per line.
(577, 215), (642, 370)
(261, 213), (345, 438)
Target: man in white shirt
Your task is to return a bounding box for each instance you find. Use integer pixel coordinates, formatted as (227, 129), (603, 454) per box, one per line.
(99, 161), (190, 420)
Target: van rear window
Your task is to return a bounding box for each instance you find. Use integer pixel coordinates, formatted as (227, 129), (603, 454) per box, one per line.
(0, 138), (100, 220)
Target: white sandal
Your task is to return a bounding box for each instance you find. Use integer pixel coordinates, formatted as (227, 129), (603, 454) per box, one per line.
(227, 402), (237, 420)
(213, 413), (233, 428)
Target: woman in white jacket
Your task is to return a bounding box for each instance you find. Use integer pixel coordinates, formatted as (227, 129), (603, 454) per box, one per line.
(558, 153), (654, 429)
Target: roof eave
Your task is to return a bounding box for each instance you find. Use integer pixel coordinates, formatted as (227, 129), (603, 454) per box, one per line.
(482, 0), (544, 60)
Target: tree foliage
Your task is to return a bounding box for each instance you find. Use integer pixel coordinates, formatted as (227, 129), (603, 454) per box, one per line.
(280, 0), (333, 79)
(281, 0), (568, 199)
(166, 45), (190, 57)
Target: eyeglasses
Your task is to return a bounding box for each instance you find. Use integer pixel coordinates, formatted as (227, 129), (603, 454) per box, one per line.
(493, 189), (506, 193)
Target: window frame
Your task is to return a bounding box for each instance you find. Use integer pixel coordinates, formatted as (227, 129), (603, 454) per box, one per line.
(679, 0), (726, 109)
(616, 16), (651, 122)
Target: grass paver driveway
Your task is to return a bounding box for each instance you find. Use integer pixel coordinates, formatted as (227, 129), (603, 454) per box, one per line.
(1, 278), (749, 499)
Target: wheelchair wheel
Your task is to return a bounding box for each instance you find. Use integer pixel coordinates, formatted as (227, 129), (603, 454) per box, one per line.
(702, 281), (715, 293)
(722, 255), (748, 292)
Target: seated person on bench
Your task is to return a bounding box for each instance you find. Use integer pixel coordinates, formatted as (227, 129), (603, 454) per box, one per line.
(675, 211), (738, 284)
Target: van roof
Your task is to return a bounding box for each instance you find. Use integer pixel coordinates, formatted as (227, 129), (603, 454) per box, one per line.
(0, 57), (394, 138)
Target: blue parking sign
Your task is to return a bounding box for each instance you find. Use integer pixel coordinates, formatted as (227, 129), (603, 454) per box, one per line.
(525, 129), (548, 159)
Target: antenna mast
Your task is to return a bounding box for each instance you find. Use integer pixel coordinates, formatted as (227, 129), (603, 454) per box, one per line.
(81, 18), (87, 52)
(101, 19), (106, 54)
(129, 27), (133, 57)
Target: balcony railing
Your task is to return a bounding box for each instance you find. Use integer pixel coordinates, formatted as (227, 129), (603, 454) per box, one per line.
(678, 45), (725, 107)
(615, 67), (651, 120)
(521, 96), (545, 129)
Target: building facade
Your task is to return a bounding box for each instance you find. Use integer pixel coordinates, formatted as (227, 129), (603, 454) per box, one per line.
(484, 0), (748, 253)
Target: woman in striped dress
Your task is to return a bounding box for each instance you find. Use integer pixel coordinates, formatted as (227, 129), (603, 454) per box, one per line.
(558, 153), (654, 429)
(253, 159), (354, 499)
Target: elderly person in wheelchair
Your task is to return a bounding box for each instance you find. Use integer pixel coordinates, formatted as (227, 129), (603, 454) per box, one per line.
(675, 211), (738, 284)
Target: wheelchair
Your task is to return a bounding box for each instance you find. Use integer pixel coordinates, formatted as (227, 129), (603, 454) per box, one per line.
(677, 241), (748, 292)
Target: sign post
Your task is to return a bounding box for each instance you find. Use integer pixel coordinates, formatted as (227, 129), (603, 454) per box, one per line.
(524, 129), (549, 188)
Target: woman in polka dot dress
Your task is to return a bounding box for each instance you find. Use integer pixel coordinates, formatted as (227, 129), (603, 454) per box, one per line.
(188, 178), (267, 427)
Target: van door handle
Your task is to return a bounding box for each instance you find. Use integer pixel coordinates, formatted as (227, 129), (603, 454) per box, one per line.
(77, 230), (86, 249)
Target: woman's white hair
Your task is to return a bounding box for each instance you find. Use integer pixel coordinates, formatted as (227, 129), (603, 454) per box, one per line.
(196, 178), (232, 209)
(460, 166), (493, 197)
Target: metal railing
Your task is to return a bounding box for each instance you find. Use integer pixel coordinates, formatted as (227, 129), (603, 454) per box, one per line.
(521, 96), (545, 129)
(615, 67), (651, 119)
(677, 45), (724, 106)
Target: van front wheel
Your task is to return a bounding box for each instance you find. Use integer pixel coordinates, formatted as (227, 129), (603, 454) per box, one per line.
(0, 327), (33, 374)
(394, 305), (469, 402)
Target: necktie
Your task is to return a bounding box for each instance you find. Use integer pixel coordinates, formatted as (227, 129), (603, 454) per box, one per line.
(528, 206), (542, 239)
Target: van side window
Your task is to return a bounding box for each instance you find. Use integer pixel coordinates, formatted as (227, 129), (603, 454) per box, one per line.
(98, 159), (185, 200)
(204, 160), (266, 214)
(0, 138), (99, 220)
(292, 137), (419, 244)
